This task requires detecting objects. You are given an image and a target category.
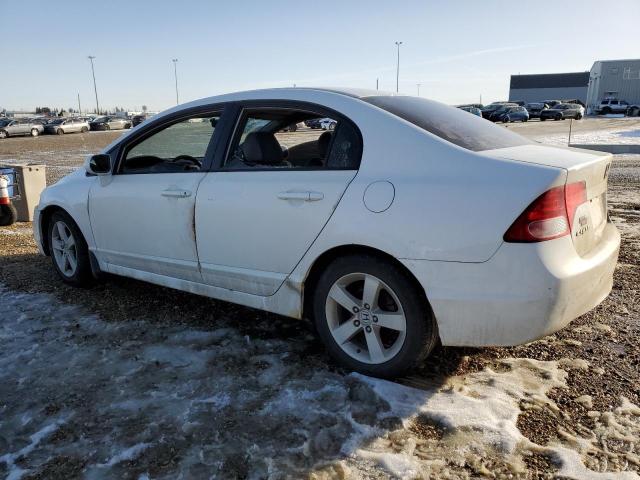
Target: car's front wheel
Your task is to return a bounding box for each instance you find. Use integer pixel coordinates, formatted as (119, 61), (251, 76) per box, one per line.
(312, 254), (438, 378)
(48, 211), (93, 287)
(31, 128), (39, 137)
(0, 130), (7, 139)
(57, 128), (64, 135)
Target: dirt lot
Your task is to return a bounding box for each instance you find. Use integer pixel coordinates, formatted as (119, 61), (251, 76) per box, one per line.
(0, 120), (639, 479)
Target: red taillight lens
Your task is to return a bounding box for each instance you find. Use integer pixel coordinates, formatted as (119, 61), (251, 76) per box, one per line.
(504, 181), (586, 243)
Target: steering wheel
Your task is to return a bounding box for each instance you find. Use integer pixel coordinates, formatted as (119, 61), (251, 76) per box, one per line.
(172, 155), (202, 168)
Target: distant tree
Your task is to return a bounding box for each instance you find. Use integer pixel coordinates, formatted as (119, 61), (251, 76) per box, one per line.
(142, 105), (148, 113)
(35, 107), (41, 114)
(41, 107), (51, 115)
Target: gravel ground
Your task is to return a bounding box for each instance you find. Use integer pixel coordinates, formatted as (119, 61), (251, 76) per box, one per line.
(0, 123), (639, 479)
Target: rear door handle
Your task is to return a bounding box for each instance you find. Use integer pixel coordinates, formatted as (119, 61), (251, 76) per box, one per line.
(161, 188), (192, 198)
(277, 191), (324, 202)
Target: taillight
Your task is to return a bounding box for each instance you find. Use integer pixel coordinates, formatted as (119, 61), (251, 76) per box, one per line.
(504, 181), (587, 243)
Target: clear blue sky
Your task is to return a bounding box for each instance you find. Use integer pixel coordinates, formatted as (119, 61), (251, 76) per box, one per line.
(3, 0), (639, 112)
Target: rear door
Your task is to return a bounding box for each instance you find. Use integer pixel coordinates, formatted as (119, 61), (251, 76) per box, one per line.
(195, 102), (362, 295)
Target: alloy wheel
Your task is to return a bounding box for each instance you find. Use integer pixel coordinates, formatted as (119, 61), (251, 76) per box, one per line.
(325, 272), (407, 364)
(51, 221), (78, 277)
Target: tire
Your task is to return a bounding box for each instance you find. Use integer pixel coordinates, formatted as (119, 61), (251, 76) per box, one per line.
(81, 126), (88, 133)
(105, 124), (110, 131)
(576, 114), (583, 120)
(328, 123), (335, 131)
(540, 117), (546, 121)
(602, 107), (611, 115)
(0, 130), (7, 139)
(554, 116), (561, 121)
(47, 211), (94, 287)
(312, 254), (438, 378)
(0, 203), (18, 226)
(57, 128), (64, 135)
(31, 128), (39, 137)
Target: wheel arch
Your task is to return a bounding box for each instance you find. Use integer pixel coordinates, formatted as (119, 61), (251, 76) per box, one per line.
(38, 204), (79, 256)
(301, 244), (436, 328)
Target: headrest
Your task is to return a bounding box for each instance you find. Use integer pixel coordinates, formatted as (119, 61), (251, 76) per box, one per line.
(242, 132), (284, 165)
(318, 131), (333, 157)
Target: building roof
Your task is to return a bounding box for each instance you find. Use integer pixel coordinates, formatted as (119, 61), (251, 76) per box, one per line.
(510, 72), (589, 90)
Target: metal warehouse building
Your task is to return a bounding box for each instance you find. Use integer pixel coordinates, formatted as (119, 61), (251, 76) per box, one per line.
(586, 59), (640, 113)
(509, 72), (590, 104)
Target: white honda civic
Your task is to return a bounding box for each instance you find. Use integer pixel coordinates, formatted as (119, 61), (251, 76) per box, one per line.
(34, 88), (620, 377)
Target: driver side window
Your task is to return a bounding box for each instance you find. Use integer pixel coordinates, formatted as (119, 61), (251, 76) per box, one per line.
(121, 113), (220, 174)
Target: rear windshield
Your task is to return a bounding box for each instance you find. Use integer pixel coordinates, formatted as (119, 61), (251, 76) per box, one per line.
(362, 96), (531, 152)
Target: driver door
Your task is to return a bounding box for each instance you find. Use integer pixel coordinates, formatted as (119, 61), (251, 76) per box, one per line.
(89, 109), (223, 282)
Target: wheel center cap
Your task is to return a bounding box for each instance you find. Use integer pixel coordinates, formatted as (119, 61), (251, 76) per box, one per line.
(359, 309), (372, 326)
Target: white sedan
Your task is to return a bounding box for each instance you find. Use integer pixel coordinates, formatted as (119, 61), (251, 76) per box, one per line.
(33, 88), (620, 377)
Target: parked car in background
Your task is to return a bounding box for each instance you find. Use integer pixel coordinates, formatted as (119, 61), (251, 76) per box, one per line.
(33, 87), (620, 377)
(542, 100), (562, 108)
(89, 116), (132, 131)
(493, 106), (529, 123)
(458, 106), (482, 117)
(487, 104), (520, 122)
(320, 118), (337, 130)
(540, 103), (584, 121)
(0, 118), (45, 138)
(44, 118), (90, 135)
(524, 102), (548, 118)
(481, 102), (517, 119)
(595, 98), (632, 115)
(304, 118), (323, 129)
(131, 114), (148, 127)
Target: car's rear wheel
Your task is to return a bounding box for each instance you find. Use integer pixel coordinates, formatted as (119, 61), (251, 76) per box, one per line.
(57, 128), (64, 135)
(312, 254), (438, 378)
(540, 117), (546, 121)
(81, 126), (88, 133)
(48, 211), (93, 287)
(31, 128), (39, 137)
(554, 115), (561, 121)
(504, 116), (511, 123)
(602, 107), (611, 115)
(105, 124), (110, 130)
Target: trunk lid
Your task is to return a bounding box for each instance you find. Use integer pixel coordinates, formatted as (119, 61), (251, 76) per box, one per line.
(482, 144), (612, 256)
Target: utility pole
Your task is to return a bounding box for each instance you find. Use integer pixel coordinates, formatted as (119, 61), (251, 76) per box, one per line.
(87, 56), (99, 114)
(395, 41), (403, 93)
(376, 78), (379, 90)
(77, 93), (81, 115)
(417, 83), (422, 96)
(172, 59), (179, 105)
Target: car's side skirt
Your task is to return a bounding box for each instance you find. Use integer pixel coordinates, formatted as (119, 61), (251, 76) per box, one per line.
(103, 262), (303, 319)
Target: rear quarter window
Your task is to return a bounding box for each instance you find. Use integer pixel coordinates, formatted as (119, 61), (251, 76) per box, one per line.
(362, 96), (531, 152)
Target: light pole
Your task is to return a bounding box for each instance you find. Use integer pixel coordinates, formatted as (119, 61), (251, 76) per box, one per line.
(87, 56), (99, 114)
(395, 41), (403, 93)
(417, 83), (422, 96)
(172, 59), (179, 105)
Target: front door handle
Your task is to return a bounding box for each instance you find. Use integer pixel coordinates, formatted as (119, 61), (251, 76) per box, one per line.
(277, 191), (324, 202)
(161, 188), (192, 198)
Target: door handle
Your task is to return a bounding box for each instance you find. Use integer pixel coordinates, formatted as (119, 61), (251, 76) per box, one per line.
(161, 188), (192, 198)
(277, 191), (324, 202)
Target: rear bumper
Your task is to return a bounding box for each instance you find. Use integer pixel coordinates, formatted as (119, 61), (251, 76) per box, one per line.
(402, 223), (620, 346)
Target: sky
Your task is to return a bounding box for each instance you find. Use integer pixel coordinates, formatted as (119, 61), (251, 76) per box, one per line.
(2, 0), (639, 112)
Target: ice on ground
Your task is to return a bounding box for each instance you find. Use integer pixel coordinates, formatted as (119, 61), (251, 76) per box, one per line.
(0, 285), (638, 479)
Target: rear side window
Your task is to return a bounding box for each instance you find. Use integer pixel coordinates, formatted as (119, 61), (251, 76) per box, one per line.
(362, 96), (531, 152)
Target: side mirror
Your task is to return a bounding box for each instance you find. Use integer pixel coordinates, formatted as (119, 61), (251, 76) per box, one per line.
(85, 154), (111, 176)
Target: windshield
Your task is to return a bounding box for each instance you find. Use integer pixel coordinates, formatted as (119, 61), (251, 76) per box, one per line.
(93, 116), (108, 122)
(526, 103), (542, 108)
(362, 96), (531, 152)
(49, 119), (65, 125)
(0, 120), (10, 127)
